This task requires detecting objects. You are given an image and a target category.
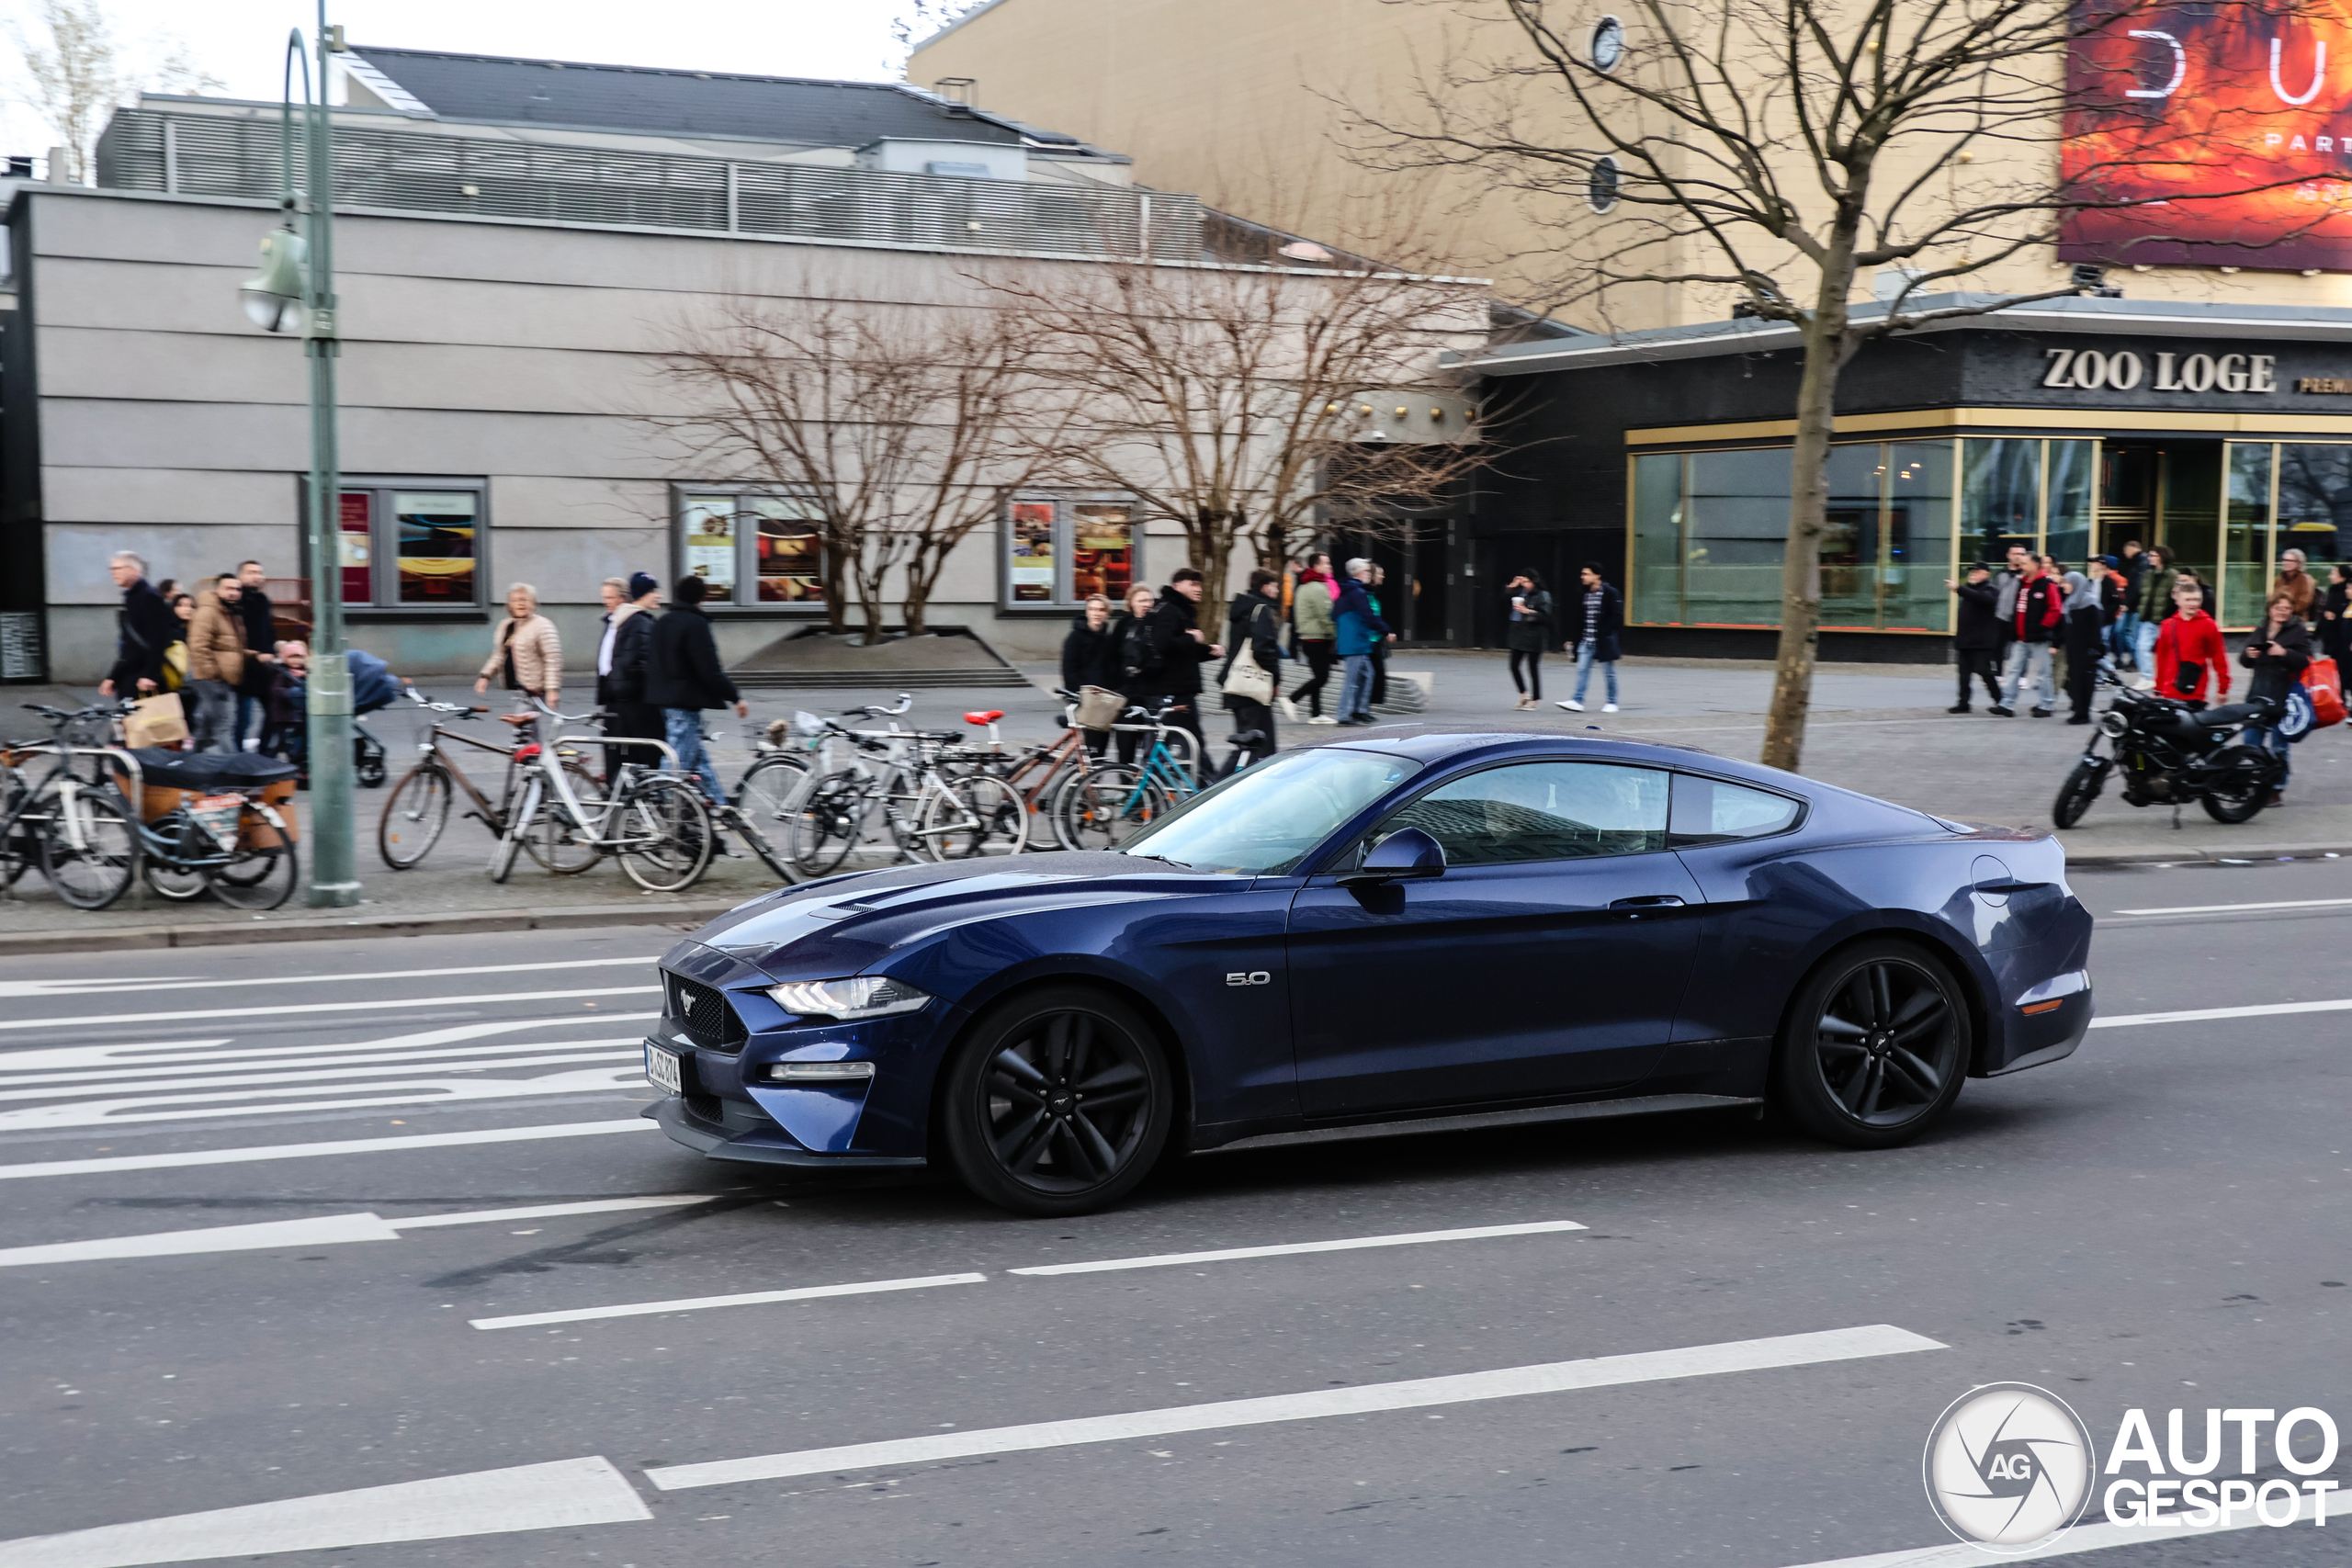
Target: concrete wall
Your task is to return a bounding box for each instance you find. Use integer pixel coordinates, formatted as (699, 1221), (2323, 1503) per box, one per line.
(23, 184), (1477, 681)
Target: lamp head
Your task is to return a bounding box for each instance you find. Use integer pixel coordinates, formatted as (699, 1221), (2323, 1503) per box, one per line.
(238, 227), (307, 332)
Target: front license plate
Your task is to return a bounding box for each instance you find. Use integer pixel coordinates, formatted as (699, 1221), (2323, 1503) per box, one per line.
(644, 1043), (684, 1096)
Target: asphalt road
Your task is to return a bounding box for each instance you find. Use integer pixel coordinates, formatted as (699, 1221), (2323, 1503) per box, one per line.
(1, 858), (2347, 1567)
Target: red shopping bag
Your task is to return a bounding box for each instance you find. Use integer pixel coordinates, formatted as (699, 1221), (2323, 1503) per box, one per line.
(2303, 656), (2346, 728)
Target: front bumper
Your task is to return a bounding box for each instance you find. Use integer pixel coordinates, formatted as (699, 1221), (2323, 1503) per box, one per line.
(642, 1098), (926, 1171)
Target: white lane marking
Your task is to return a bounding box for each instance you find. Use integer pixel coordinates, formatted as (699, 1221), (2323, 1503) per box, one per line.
(0, 1045), (641, 1105)
(1007, 1219), (1587, 1277)
(2091, 997), (2352, 1029)
(1775, 1483), (2327, 1567)
(2113, 896), (2352, 917)
(0, 1066), (650, 1131)
(0, 1015), (661, 1081)
(471, 1271), (989, 1331)
(0, 1118), (659, 1181)
(0, 1197), (713, 1269)
(645, 1324), (1947, 1490)
(0, 985), (661, 1032)
(0, 955), (662, 1001)
(0, 1455), (649, 1567)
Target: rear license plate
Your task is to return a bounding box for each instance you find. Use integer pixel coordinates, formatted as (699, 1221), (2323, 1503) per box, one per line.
(643, 1043), (684, 1095)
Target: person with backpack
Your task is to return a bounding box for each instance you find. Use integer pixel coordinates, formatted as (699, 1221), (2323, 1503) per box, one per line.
(1503, 570), (1553, 710)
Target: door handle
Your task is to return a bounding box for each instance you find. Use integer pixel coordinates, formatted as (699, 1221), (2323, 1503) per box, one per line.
(1609, 895), (1686, 910)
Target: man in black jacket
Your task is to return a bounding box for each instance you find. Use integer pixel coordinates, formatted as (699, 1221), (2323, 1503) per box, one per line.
(1947, 563), (2003, 713)
(1148, 568), (1221, 761)
(99, 551), (178, 699)
(647, 574), (746, 805)
(233, 560), (277, 748)
(599, 571), (664, 773)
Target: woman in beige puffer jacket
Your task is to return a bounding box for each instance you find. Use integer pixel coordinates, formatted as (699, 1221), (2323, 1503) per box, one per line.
(476, 582), (561, 705)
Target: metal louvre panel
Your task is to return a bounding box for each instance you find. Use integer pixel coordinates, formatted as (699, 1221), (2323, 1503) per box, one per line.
(107, 109), (1201, 260)
(665, 972), (747, 1050)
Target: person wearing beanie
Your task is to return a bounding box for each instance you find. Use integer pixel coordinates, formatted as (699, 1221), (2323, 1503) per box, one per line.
(599, 570), (665, 773)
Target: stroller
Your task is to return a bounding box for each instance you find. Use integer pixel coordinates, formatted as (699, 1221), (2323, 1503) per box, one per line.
(261, 648), (401, 787)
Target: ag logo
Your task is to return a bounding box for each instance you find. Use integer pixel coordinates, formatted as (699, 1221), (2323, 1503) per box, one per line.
(1923, 1382), (2093, 1553)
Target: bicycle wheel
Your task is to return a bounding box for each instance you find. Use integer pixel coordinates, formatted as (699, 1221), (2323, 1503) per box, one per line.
(489, 775), (538, 884)
(730, 755), (810, 880)
(1053, 764), (1168, 852)
(785, 770), (867, 878)
(526, 760), (605, 875)
(917, 773), (1031, 860)
(615, 775), (715, 893)
(34, 784), (137, 910)
(208, 804), (299, 910)
(378, 761), (453, 870)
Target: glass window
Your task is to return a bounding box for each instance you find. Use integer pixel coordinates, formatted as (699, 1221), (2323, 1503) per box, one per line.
(1631, 451), (1685, 625)
(1962, 439), (2041, 567)
(1000, 495), (1142, 609)
(2276, 443), (2349, 604)
(1820, 446), (1883, 630)
(333, 480), (485, 609)
(675, 489), (826, 609)
(1884, 441), (1953, 631)
(1668, 773), (1804, 847)
(2223, 443), (2275, 627)
(752, 496), (823, 604)
(1117, 747), (1421, 874)
(2043, 440), (2094, 570)
(1382, 761), (1668, 864)
(393, 491), (477, 604)
(1683, 448), (1791, 627)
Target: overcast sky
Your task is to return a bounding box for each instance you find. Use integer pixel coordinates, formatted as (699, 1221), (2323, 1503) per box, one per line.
(2, 0), (922, 158)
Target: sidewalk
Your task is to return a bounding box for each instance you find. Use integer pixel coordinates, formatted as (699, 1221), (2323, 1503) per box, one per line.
(5, 652), (2344, 948)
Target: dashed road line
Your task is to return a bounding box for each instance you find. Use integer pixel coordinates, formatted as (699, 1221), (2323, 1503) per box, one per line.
(0, 985), (660, 1032)
(0, 954), (661, 1002)
(471, 1272), (990, 1331)
(1007, 1219), (1588, 1276)
(2091, 997), (2352, 1029)
(0, 1118), (660, 1181)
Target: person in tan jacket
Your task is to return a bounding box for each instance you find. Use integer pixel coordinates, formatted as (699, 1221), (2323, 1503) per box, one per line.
(475, 582), (561, 707)
(185, 575), (247, 752)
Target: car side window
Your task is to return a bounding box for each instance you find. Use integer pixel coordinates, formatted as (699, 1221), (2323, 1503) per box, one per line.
(1668, 773), (1804, 847)
(1376, 761), (1668, 865)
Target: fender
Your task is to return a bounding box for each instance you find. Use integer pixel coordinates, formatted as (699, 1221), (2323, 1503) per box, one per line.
(1769, 906), (2005, 1075)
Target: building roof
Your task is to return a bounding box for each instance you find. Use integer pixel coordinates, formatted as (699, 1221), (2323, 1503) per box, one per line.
(349, 45), (1082, 150)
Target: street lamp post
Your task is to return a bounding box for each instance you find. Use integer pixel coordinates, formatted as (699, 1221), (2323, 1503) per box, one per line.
(239, 7), (358, 908)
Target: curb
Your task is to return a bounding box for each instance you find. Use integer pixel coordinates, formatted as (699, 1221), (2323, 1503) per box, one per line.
(0, 899), (743, 956)
(2064, 841), (2352, 867)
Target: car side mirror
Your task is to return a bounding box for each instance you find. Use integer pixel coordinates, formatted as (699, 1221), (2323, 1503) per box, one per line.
(1341, 826), (1446, 885)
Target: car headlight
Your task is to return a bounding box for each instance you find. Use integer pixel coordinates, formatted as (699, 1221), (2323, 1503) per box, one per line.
(766, 976), (933, 1021)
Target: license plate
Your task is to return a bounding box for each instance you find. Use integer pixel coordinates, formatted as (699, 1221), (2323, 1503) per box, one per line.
(643, 1043), (684, 1095)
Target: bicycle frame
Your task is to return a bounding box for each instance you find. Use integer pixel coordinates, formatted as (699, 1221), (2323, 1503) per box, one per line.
(525, 729), (684, 848)
(0, 743), (146, 901)
(416, 719), (527, 832)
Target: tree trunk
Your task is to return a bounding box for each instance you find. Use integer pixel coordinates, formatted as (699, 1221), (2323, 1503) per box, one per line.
(820, 527), (850, 635)
(1759, 262), (1856, 773)
(901, 558), (937, 637)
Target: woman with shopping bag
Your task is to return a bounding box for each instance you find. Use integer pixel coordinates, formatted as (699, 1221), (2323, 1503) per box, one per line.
(1218, 570), (1283, 773)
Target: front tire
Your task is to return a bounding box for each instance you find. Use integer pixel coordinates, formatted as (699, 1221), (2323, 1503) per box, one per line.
(1772, 940), (1968, 1149)
(939, 987), (1173, 1216)
(379, 761), (452, 869)
(2052, 760), (2104, 829)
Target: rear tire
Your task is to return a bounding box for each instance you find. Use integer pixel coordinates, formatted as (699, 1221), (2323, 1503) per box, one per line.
(2052, 761), (2104, 829)
(786, 771), (865, 877)
(35, 784), (136, 910)
(207, 804), (299, 910)
(918, 774), (1030, 860)
(1053, 764), (1167, 852)
(939, 987), (1172, 1216)
(615, 776), (714, 893)
(1771, 939), (1969, 1150)
(2199, 746), (2273, 824)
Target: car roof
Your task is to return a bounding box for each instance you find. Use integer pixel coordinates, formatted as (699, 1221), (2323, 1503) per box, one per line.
(1328, 730), (1804, 793)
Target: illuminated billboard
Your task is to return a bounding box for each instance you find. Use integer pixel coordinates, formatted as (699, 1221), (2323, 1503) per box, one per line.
(2065, 4), (2352, 270)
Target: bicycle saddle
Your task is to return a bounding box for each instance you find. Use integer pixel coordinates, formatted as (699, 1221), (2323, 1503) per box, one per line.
(963, 710), (1004, 726)
(496, 713), (534, 727)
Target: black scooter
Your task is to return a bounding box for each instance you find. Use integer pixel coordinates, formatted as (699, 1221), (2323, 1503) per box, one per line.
(2052, 686), (2282, 829)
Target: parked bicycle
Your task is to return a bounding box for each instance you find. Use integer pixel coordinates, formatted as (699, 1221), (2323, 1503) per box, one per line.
(0, 703), (142, 910)
(783, 699), (1027, 876)
(490, 698), (714, 892)
(129, 749), (302, 911)
(1056, 696), (1201, 851)
(378, 688), (595, 871)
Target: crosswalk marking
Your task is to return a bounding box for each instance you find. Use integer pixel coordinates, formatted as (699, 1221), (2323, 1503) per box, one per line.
(645, 1324), (1948, 1489)
(0, 984), (661, 1032)
(0, 1119), (660, 1181)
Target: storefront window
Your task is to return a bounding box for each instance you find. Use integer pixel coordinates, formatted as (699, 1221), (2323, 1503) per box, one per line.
(2275, 443), (2349, 609)
(334, 479), (485, 609)
(1000, 495), (1140, 609)
(2223, 444), (2275, 626)
(1631, 443), (1952, 631)
(676, 489), (824, 608)
(2043, 441), (2094, 570)
(1962, 439), (2041, 567)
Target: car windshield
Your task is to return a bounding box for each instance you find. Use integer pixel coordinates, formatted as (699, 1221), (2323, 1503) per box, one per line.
(1119, 748), (1422, 874)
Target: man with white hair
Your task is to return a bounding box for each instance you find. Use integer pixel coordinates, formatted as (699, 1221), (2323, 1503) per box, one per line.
(2272, 547), (2316, 623)
(98, 550), (177, 700)
(1330, 557), (1393, 726)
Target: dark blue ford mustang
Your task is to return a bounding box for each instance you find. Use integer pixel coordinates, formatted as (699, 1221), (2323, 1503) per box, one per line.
(645, 733), (2093, 1214)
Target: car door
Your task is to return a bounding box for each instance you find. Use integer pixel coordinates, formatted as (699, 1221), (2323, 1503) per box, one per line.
(1285, 758), (1704, 1118)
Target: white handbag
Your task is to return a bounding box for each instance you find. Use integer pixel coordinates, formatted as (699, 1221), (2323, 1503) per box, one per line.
(1222, 642), (1275, 704)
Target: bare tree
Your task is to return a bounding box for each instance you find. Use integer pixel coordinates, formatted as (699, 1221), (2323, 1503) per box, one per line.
(656, 293), (1047, 641)
(9, 0), (218, 182)
(1358, 0), (2309, 769)
(989, 250), (1497, 596)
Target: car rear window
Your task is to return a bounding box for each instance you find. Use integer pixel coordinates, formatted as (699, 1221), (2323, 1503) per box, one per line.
(1668, 773), (1805, 847)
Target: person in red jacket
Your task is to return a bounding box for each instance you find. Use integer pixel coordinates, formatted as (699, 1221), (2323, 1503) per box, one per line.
(1993, 557), (2068, 716)
(2154, 580), (2231, 705)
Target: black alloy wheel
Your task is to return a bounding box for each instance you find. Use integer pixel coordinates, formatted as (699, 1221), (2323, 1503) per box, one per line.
(2199, 745), (2273, 824)
(2052, 760), (2104, 829)
(1773, 940), (1968, 1148)
(941, 987), (1172, 1215)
